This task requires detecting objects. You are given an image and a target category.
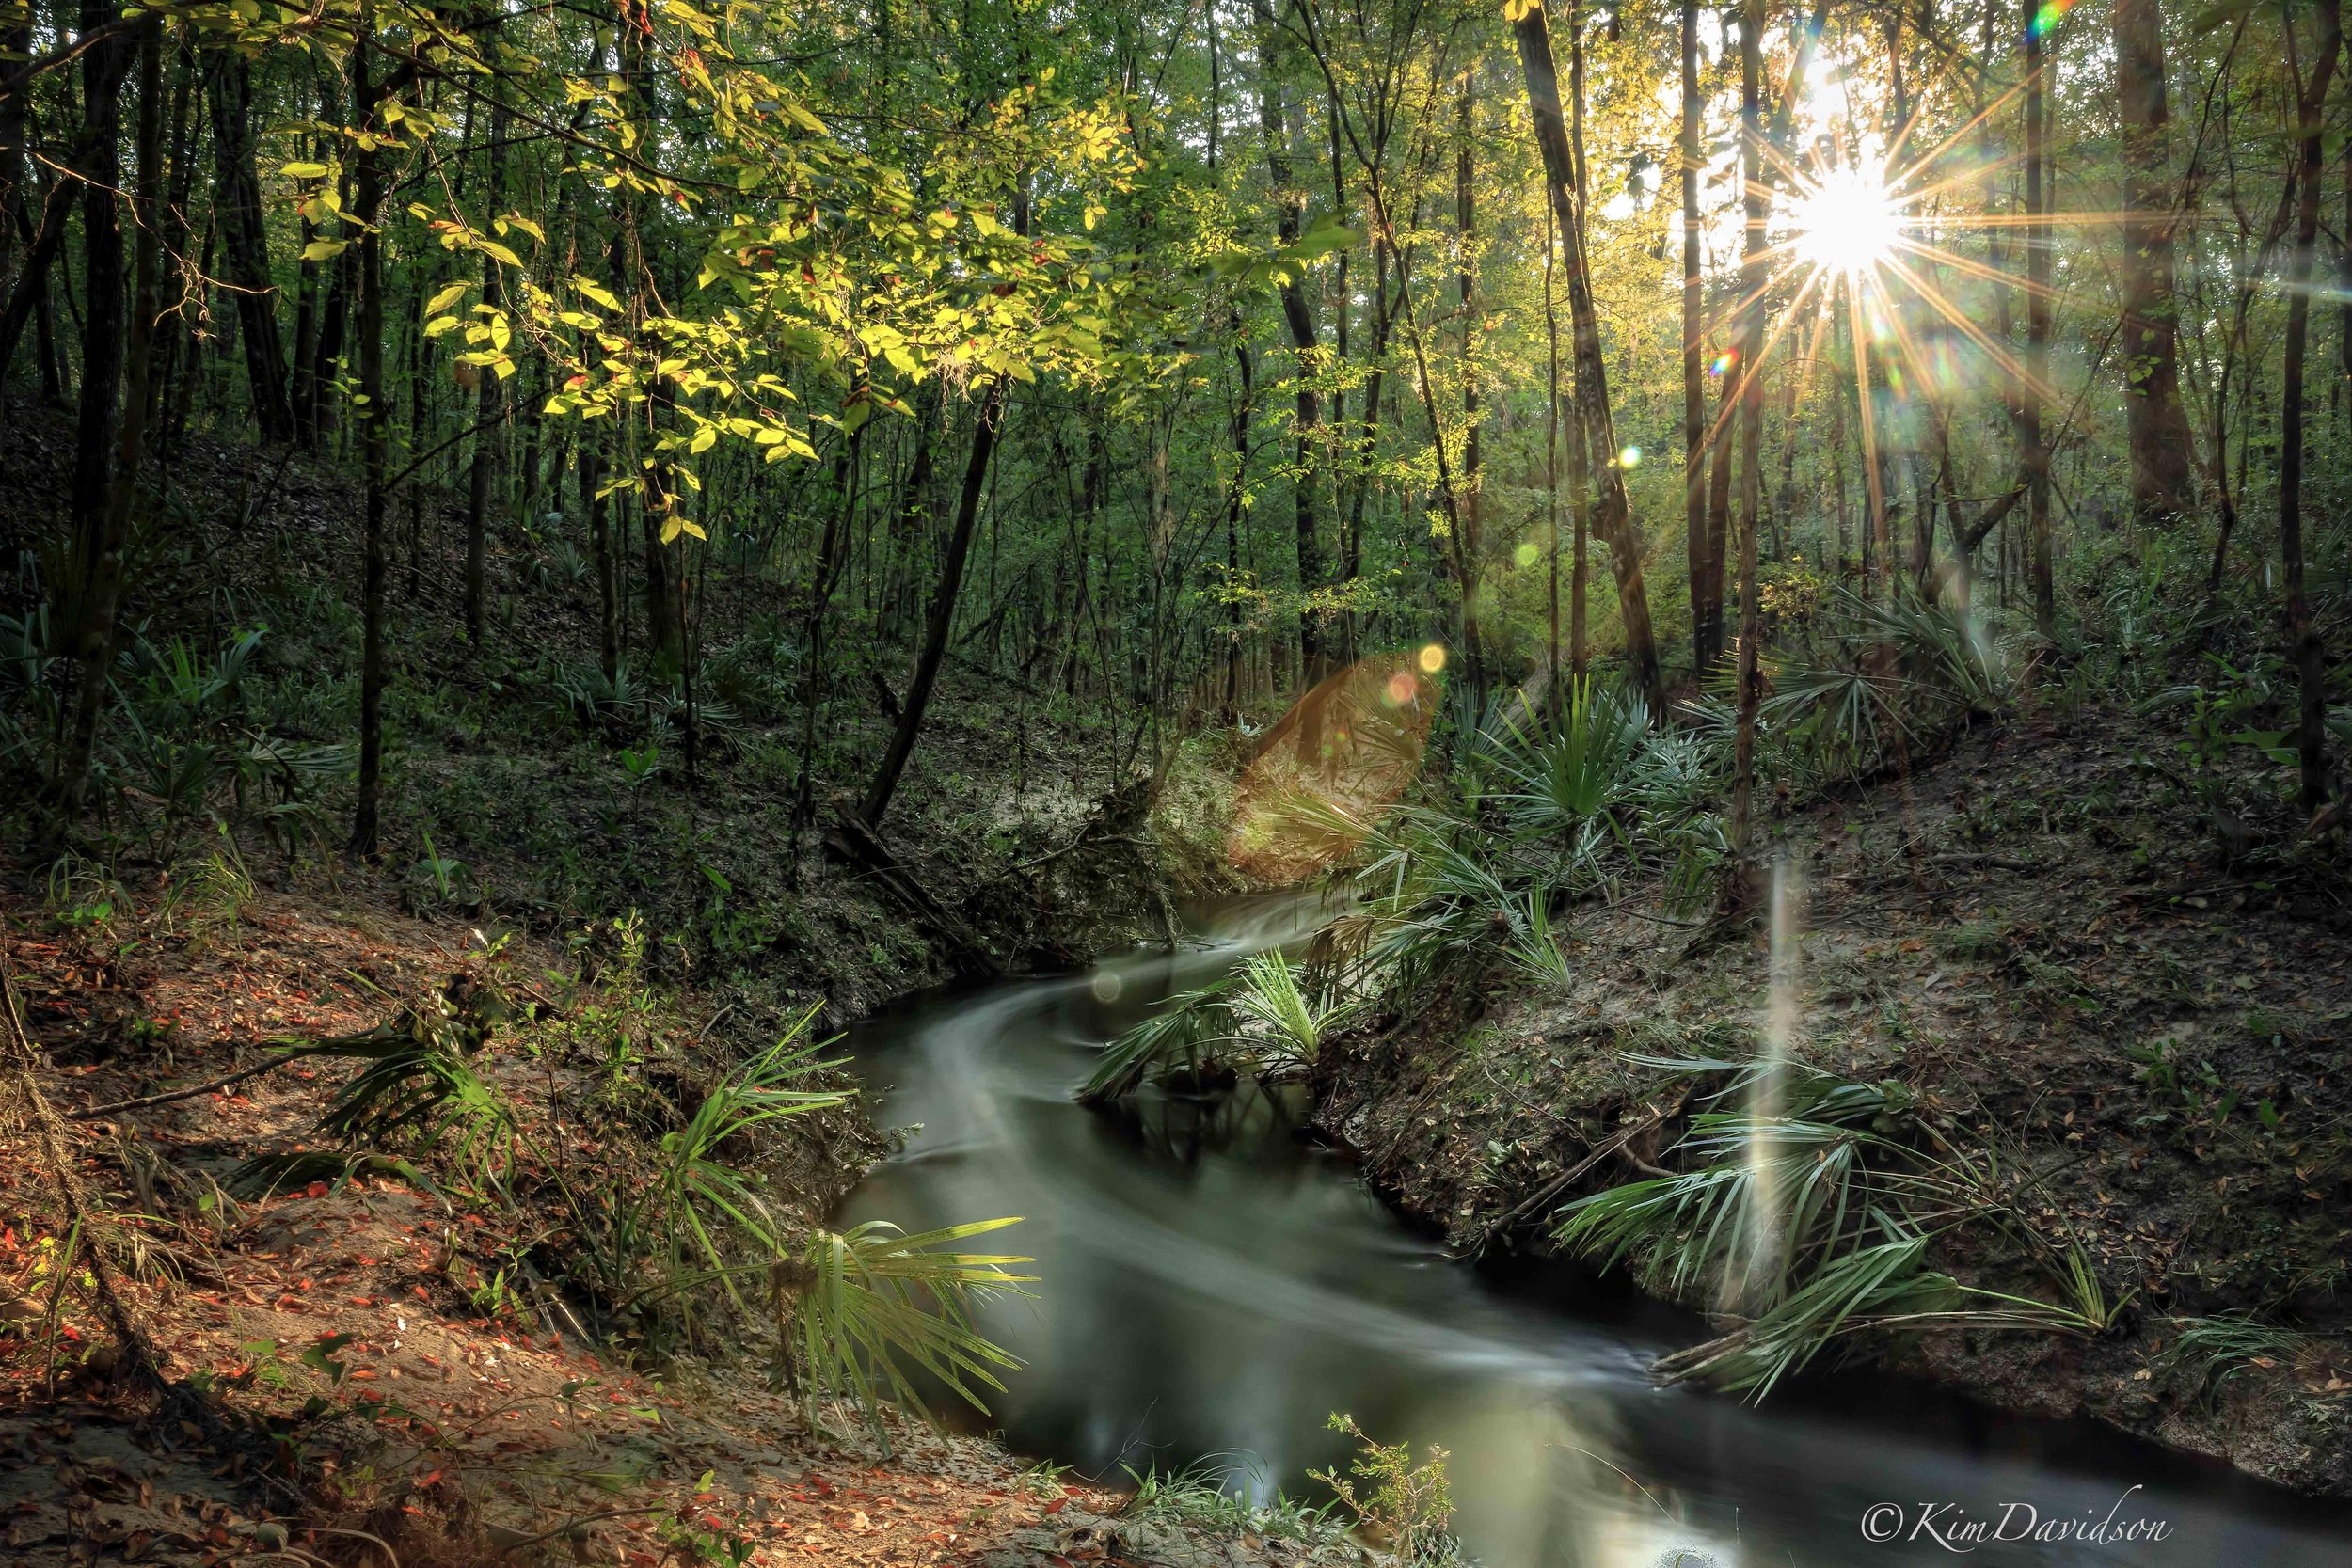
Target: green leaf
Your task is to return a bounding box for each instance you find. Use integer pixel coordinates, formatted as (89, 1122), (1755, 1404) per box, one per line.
(424, 279), (470, 315)
(573, 277), (624, 312)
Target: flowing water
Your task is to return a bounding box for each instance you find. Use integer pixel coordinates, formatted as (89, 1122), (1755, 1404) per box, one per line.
(837, 895), (2345, 1566)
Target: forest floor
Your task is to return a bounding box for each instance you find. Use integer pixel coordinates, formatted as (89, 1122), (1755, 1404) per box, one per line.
(1312, 698), (2352, 1497)
(0, 404), (1246, 1023)
(0, 409), (1327, 1566)
(0, 832), (1333, 1568)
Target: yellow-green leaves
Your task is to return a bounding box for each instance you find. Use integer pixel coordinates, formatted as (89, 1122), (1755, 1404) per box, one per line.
(573, 277), (626, 313)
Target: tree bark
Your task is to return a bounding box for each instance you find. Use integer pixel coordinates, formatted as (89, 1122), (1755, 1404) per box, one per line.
(55, 12), (153, 815)
(208, 57), (295, 442)
(1249, 0), (1325, 688)
(463, 96), (510, 647)
(581, 442), (619, 688)
(1511, 2), (1663, 712)
(859, 384), (1006, 829)
(2025, 0), (2055, 641)
(2280, 0), (2342, 812)
(351, 29), (390, 858)
(1455, 77), (1485, 702)
(2112, 0), (2199, 524)
(1730, 0), (1765, 869)
(1681, 0), (1708, 674)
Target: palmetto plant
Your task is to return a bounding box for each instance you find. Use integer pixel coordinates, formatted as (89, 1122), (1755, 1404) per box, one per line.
(1488, 676), (1645, 844)
(1078, 979), (1240, 1102)
(1759, 584), (2013, 784)
(1078, 955), (1354, 1102)
(1557, 1057), (2113, 1399)
(786, 1218), (1033, 1442)
(1231, 951), (1356, 1072)
(312, 1017), (518, 1194)
(596, 1021), (851, 1315)
(580, 1015), (1032, 1439)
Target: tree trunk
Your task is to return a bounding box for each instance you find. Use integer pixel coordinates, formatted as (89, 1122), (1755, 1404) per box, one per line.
(1249, 0), (1325, 689)
(1681, 0), (1708, 674)
(55, 12), (153, 815)
(2280, 0), (2342, 812)
(208, 57), (295, 442)
(582, 443), (619, 688)
(859, 384), (1007, 829)
(2112, 0), (2199, 524)
(2025, 0), (2055, 641)
(0, 153), (72, 387)
(1730, 0), (1765, 870)
(464, 96), (510, 647)
(1512, 2), (1663, 712)
(0, 2), (37, 383)
(1456, 77), (1485, 702)
(351, 31), (390, 858)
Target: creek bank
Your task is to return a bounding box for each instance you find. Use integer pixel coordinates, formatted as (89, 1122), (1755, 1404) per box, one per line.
(0, 744), (1298, 1567)
(1305, 707), (2352, 1498)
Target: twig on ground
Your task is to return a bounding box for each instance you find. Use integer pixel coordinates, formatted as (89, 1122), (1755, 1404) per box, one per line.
(71, 1042), (342, 1120)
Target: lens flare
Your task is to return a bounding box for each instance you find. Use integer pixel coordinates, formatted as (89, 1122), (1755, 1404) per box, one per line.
(1791, 164), (1903, 277)
(1617, 445), (1642, 468)
(2027, 0), (2075, 37)
(1229, 650), (1438, 883)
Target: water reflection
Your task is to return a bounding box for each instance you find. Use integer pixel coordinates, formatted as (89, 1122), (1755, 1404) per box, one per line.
(836, 895), (2346, 1566)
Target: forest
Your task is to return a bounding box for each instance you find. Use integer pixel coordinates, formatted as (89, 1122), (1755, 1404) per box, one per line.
(0, 0), (2348, 1560)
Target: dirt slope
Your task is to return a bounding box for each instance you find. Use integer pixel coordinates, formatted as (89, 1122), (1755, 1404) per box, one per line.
(1312, 705), (2352, 1495)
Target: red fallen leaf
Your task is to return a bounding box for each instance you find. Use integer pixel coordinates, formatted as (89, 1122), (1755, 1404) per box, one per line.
(304, 1182), (329, 1199)
(1043, 1499), (1068, 1514)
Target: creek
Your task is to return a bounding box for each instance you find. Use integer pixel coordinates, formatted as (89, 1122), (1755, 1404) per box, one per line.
(838, 894), (2344, 1566)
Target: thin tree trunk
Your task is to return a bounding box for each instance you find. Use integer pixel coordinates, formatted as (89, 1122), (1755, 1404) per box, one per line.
(2113, 0), (2199, 524)
(860, 384), (1007, 829)
(463, 96), (510, 647)
(1512, 2), (1663, 712)
(351, 27), (390, 858)
(2025, 0), (2055, 641)
(1730, 0), (1765, 870)
(208, 57), (294, 442)
(581, 442), (619, 687)
(2280, 0), (2342, 812)
(1249, 0), (1324, 689)
(0, 164), (72, 384)
(1545, 160), (1563, 702)
(1681, 0), (1708, 674)
(56, 12), (152, 815)
(1456, 77), (1485, 701)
